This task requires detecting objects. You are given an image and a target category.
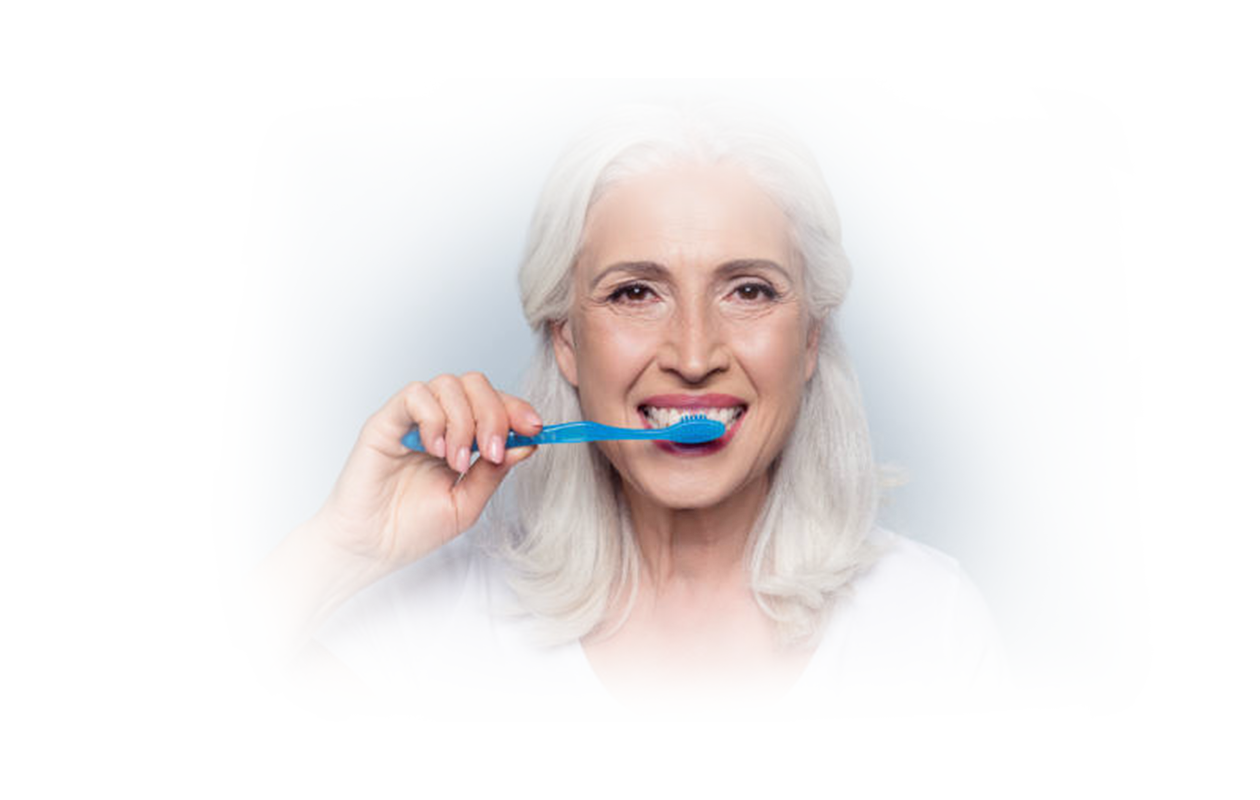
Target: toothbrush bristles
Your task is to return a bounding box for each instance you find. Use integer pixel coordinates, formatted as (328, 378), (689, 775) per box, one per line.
(679, 414), (715, 426)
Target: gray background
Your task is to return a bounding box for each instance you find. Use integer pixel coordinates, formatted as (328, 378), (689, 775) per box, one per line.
(201, 78), (1164, 720)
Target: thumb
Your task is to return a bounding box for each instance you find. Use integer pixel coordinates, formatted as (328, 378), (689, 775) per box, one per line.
(451, 445), (537, 526)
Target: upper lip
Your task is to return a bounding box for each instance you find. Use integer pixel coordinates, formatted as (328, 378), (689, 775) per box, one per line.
(638, 393), (747, 409)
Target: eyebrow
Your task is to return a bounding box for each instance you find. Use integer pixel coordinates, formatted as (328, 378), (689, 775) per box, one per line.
(588, 258), (792, 289)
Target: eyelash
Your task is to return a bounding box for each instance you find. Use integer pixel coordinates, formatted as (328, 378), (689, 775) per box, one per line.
(606, 281), (780, 304)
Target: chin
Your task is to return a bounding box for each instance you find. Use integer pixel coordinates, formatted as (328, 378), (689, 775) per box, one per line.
(627, 472), (738, 511)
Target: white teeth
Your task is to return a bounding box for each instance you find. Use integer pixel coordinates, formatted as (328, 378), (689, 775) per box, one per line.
(640, 406), (745, 428)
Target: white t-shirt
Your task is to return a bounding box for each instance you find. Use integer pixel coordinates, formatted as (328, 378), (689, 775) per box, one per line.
(317, 527), (1006, 715)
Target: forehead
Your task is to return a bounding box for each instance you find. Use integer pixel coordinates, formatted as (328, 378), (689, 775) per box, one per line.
(578, 163), (796, 274)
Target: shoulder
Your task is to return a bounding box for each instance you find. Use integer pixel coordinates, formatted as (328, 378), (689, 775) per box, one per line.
(850, 527), (973, 612)
(861, 529), (997, 650)
(799, 528), (1008, 709)
(846, 527), (999, 647)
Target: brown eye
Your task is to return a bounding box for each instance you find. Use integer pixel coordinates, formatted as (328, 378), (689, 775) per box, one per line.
(609, 283), (656, 303)
(734, 282), (778, 302)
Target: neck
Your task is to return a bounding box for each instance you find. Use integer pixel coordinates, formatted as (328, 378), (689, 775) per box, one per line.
(621, 472), (771, 591)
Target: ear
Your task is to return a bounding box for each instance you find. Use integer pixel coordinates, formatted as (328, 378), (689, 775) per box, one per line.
(550, 318), (579, 388)
(804, 320), (822, 381)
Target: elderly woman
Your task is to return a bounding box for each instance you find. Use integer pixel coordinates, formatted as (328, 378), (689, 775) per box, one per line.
(253, 104), (1003, 711)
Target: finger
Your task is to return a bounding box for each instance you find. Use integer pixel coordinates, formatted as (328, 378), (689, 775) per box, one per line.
(452, 445), (537, 526)
(400, 381), (448, 458)
(498, 391), (545, 436)
(430, 374), (475, 474)
(462, 371), (509, 465)
(364, 381), (446, 458)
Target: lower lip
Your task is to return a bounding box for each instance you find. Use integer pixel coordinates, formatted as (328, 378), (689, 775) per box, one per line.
(637, 408), (746, 457)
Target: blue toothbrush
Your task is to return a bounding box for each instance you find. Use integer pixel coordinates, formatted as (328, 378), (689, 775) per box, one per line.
(401, 414), (726, 454)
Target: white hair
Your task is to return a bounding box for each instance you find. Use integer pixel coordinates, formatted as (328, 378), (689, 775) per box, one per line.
(485, 102), (885, 647)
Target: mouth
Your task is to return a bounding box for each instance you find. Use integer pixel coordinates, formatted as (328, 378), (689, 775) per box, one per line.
(636, 394), (748, 456)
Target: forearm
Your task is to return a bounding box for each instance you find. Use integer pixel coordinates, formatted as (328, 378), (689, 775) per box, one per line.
(238, 515), (392, 673)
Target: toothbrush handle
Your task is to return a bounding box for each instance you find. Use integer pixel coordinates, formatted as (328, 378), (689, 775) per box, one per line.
(524, 421), (658, 444)
(400, 429), (528, 453)
(401, 422), (659, 453)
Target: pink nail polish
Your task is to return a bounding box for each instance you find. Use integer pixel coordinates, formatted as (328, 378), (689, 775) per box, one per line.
(490, 435), (504, 464)
(458, 447), (471, 472)
(433, 436), (446, 458)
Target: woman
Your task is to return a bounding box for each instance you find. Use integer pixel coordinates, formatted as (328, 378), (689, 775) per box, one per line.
(252, 103), (1004, 712)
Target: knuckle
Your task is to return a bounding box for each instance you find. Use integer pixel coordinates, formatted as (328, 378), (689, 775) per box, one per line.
(451, 413), (474, 433)
(493, 408), (511, 427)
(402, 381), (427, 400)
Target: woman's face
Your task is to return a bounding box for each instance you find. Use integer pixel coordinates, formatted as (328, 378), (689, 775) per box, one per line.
(552, 163), (819, 510)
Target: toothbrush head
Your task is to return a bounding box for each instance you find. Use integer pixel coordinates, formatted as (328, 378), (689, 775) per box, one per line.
(669, 414), (727, 444)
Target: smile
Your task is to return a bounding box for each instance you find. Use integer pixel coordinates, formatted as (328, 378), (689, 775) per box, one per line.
(638, 405), (746, 429)
(635, 394), (748, 456)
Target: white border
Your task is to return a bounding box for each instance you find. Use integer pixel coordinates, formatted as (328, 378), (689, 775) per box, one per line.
(0, 1), (1249, 796)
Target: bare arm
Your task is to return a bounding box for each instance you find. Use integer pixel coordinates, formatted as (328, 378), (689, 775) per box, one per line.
(237, 374), (541, 678)
(201, 516), (385, 720)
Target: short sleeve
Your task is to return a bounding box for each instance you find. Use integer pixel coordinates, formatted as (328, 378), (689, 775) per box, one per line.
(947, 566), (1023, 720)
(312, 541), (473, 720)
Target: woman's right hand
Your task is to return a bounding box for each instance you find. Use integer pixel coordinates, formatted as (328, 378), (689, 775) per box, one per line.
(312, 373), (542, 572)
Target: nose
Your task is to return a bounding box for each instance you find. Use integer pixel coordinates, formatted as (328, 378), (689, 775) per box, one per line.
(657, 297), (730, 383)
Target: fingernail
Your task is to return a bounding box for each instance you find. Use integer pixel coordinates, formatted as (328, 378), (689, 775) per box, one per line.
(433, 436), (446, 458)
(489, 435), (504, 464)
(526, 410), (543, 428)
(458, 446), (470, 472)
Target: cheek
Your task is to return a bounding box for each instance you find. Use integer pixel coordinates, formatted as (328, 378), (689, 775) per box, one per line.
(578, 317), (659, 382)
(731, 318), (810, 383)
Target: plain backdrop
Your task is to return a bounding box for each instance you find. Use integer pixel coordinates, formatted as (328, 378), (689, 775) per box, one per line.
(201, 78), (1164, 720)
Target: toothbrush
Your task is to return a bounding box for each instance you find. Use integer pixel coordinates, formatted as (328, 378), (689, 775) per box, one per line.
(401, 414), (726, 454)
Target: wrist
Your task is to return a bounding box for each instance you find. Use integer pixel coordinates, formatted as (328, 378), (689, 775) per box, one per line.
(289, 516), (388, 609)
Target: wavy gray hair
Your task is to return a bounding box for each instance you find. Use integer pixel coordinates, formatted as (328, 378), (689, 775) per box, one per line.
(486, 102), (885, 647)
